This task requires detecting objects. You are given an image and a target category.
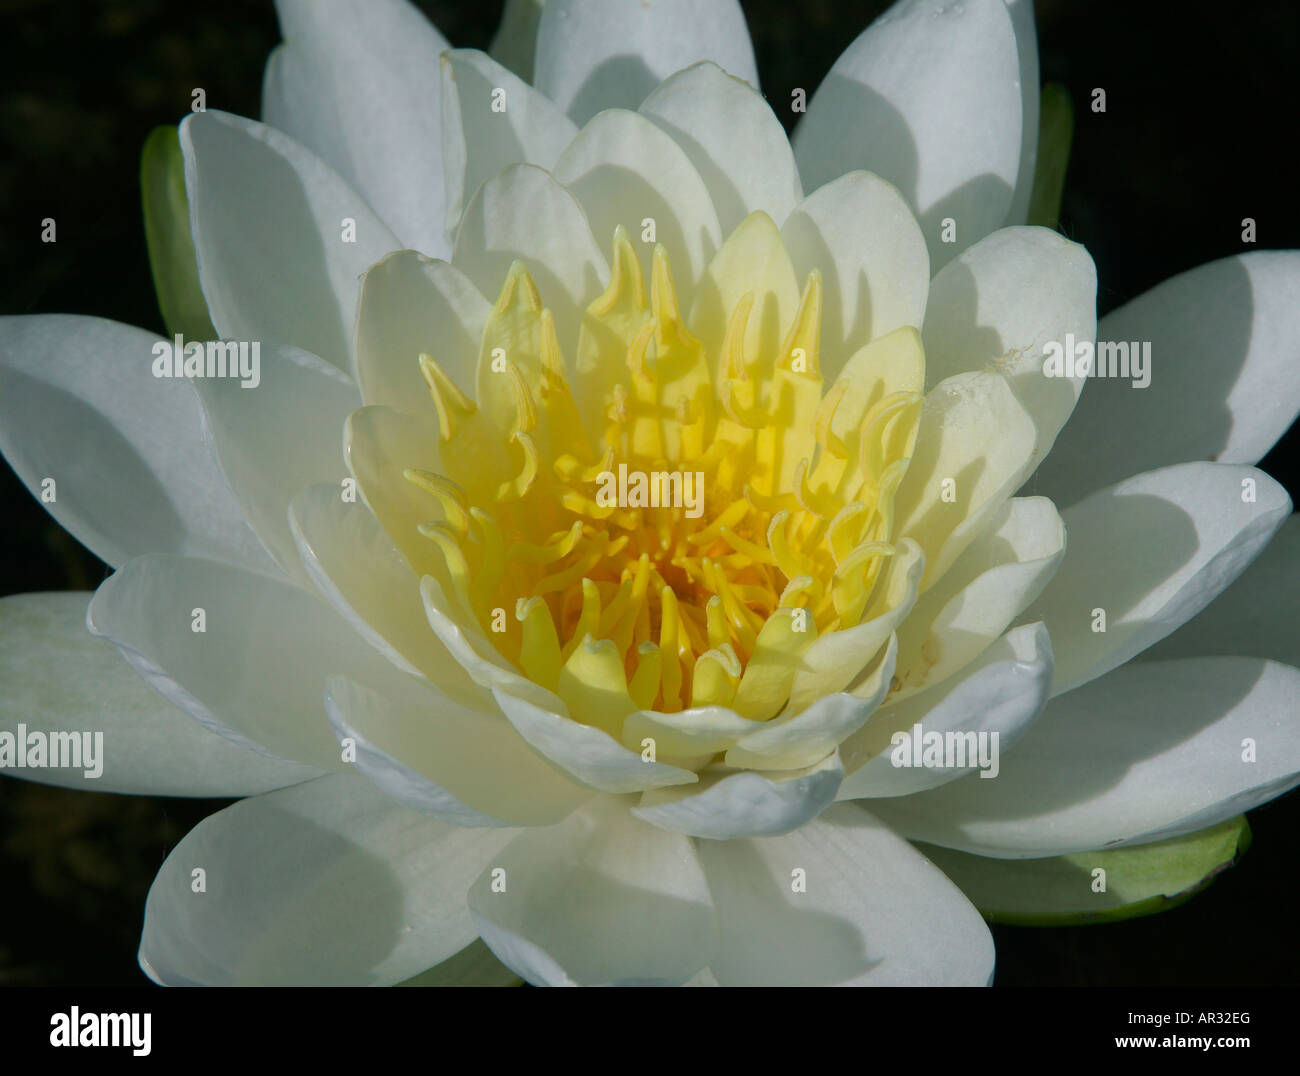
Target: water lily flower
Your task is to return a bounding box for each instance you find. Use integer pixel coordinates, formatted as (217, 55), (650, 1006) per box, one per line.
(1, 0), (1297, 987)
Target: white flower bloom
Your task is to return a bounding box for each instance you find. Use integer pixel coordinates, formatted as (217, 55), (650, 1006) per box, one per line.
(1, 0), (1297, 987)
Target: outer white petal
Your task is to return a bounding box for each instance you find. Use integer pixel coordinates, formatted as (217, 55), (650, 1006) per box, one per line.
(0, 315), (270, 571)
(554, 109), (722, 310)
(440, 49), (579, 243)
(696, 804), (995, 985)
(86, 555), (394, 772)
(870, 657), (1300, 858)
(631, 753), (843, 840)
(1003, 0), (1040, 225)
(893, 370), (1039, 591)
(0, 592), (320, 796)
(794, 0), (1022, 268)
(263, 0), (450, 256)
(639, 61), (802, 234)
(534, 0), (758, 125)
(355, 251), (490, 416)
(922, 226), (1097, 458)
(139, 773), (518, 985)
(323, 674), (591, 828)
(1033, 252), (1300, 506)
(1021, 462), (1291, 696)
(451, 163), (607, 348)
(468, 800), (718, 986)
(781, 171), (930, 377)
(890, 496), (1065, 699)
(193, 344), (357, 582)
(1144, 513), (1300, 669)
(490, 684), (698, 795)
(289, 483), (481, 695)
(838, 621), (1053, 798)
(180, 109), (399, 374)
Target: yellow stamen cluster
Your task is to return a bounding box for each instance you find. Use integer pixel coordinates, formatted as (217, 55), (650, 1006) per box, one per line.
(407, 220), (921, 723)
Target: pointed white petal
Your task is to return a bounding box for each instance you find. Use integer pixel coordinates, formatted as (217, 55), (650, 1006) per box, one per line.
(639, 61), (801, 234)
(1022, 462), (1291, 695)
(0, 315), (270, 571)
(534, 0), (758, 124)
(696, 804), (995, 985)
(0, 591), (320, 796)
(180, 110), (398, 373)
(139, 773), (518, 985)
(781, 171), (929, 377)
(469, 800), (717, 985)
(1034, 252), (1300, 505)
(263, 0), (450, 255)
(794, 0), (1022, 268)
(871, 656), (1300, 857)
(194, 344), (357, 582)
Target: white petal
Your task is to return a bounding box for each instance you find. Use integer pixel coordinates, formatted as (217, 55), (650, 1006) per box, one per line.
(468, 800), (717, 985)
(1034, 252), (1300, 505)
(193, 344), (357, 581)
(890, 496), (1065, 699)
(355, 252), (490, 416)
(922, 226), (1097, 458)
(838, 621), (1053, 798)
(323, 674), (591, 827)
(451, 163), (607, 348)
(631, 753), (843, 839)
(87, 555), (394, 771)
(696, 804), (995, 985)
(1003, 0), (1040, 225)
(781, 171), (930, 377)
(639, 61), (801, 234)
(0, 591), (320, 796)
(554, 108), (722, 310)
(288, 483), (480, 694)
(0, 315), (270, 571)
(440, 49), (578, 242)
(1021, 462), (1291, 696)
(180, 109), (398, 373)
(491, 684), (698, 795)
(794, 0), (1022, 268)
(1143, 513), (1300, 669)
(139, 773), (517, 985)
(893, 370), (1039, 591)
(263, 0), (449, 256)
(870, 656), (1300, 857)
(534, 0), (758, 125)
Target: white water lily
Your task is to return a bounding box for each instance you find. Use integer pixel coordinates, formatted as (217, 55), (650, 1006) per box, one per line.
(1, 0), (1297, 987)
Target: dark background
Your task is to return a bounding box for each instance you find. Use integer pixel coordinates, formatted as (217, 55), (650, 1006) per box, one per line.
(1, 0), (1297, 985)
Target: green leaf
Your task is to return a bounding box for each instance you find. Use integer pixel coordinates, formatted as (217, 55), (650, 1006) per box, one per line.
(918, 815), (1252, 926)
(1026, 83), (1074, 231)
(395, 939), (524, 986)
(140, 125), (217, 341)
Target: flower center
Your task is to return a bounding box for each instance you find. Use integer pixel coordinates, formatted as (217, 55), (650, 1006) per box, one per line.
(405, 219), (922, 727)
